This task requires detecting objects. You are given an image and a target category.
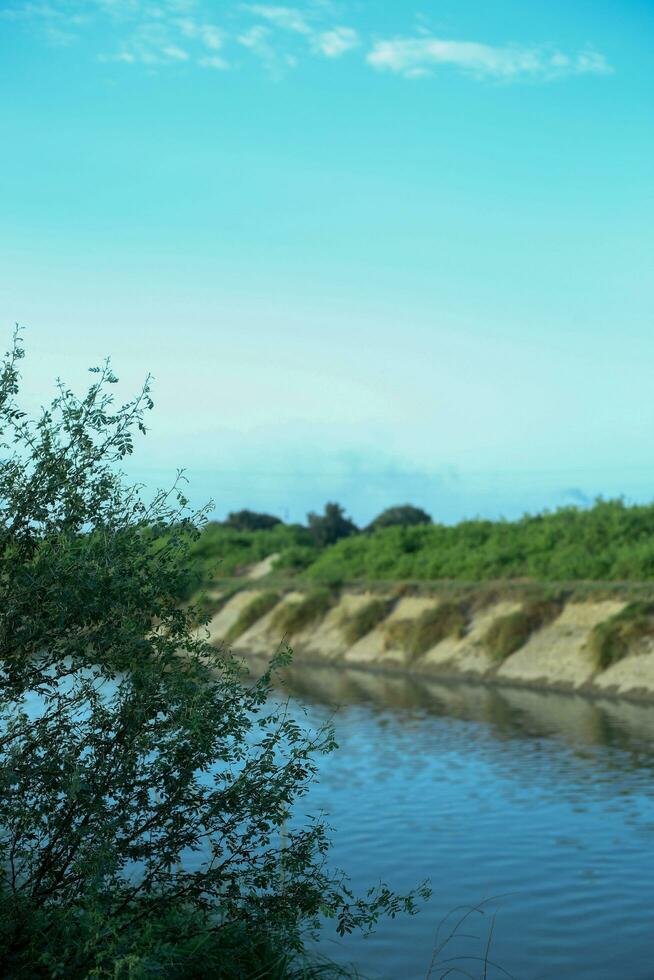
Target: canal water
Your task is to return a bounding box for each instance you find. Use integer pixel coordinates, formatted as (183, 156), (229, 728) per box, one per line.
(267, 662), (654, 980)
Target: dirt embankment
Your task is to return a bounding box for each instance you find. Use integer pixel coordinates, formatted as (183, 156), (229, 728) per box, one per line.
(206, 584), (654, 702)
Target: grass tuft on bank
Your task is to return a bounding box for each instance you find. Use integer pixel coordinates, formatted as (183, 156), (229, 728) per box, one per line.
(271, 590), (336, 637)
(385, 602), (468, 660)
(340, 598), (394, 645)
(483, 599), (562, 662)
(588, 601), (654, 670)
(225, 591), (281, 643)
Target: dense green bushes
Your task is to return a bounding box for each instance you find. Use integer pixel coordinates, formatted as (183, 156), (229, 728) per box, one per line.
(189, 498), (654, 591)
(188, 521), (315, 586)
(305, 501), (654, 584)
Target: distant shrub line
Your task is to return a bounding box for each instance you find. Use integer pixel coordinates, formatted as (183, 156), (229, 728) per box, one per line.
(189, 499), (654, 590)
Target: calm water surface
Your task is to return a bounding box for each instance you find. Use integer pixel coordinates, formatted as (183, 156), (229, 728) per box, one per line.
(265, 662), (654, 980)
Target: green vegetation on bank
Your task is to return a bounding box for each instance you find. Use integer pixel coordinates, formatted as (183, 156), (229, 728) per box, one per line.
(340, 599), (395, 646)
(224, 590), (281, 643)
(191, 498), (654, 590)
(588, 601), (654, 670)
(483, 599), (563, 663)
(385, 602), (468, 660)
(271, 590), (335, 637)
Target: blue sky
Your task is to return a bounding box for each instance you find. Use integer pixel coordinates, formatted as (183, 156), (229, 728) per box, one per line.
(1, 0), (653, 524)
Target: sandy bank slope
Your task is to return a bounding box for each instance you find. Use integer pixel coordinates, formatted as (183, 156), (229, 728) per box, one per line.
(497, 600), (625, 690)
(207, 586), (654, 702)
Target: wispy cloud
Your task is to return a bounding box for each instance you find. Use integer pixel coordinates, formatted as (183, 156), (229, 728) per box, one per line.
(312, 26), (359, 58)
(243, 5), (311, 35)
(3, 1), (614, 84)
(237, 23), (297, 75)
(367, 36), (613, 81)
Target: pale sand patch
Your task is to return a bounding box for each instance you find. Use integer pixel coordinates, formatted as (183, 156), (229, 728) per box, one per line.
(419, 600), (522, 677)
(232, 591), (305, 656)
(245, 553), (280, 580)
(497, 600), (626, 689)
(593, 637), (654, 697)
(206, 590), (263, 645)
(344, 596), (436, 667)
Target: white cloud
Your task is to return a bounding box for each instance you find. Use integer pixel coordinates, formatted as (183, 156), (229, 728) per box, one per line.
(162, 43), (188, 59)
(367, 36), (613, 81)
(199, 54), (228, 69)
(4, 2), (614, 85)
(177, 17), (224, 51)
(237, 23), (296, 74)
(312, 26), (358, 58)
(243, 5), (310, 35)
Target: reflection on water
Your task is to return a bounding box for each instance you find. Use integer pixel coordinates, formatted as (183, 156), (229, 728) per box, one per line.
(247, 656), (654, 980)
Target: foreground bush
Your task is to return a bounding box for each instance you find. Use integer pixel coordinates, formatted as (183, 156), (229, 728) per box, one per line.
(0, 332), (427, 978)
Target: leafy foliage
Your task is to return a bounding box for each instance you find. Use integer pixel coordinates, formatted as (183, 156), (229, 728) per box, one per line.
(0, 331), (428, 978)
(483, 599), (562, 662)
(367, 505), (432, 532)
(304, 500), (654, 584)
(224, 590), (281, 643)
(306, 503), (358, 549)
(588, 601), (654, 670)
(187, 521), (313, 589)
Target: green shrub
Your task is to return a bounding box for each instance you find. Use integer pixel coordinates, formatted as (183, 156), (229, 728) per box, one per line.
(384, 602), (467, 659)
(484, 599), (562, 662)
(225, 590), (281, 643)
(367, 504), (432, 532)
(271, 590), (335, 637)
(588, 601), (654, 670)
(188, 522), (314, 587)
(0, 332), (428, 979)
(341, 598), (394, 645)
(224, 509), (282, 531)
(2, 899), (361, 979)
(303, 498), (654, 584)
(274, 545), (320, 572)
(307, 502), (358, 548)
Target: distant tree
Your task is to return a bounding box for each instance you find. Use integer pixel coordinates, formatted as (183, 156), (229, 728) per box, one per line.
(306, 502), (358, 548)
(368, 504), (433, 532)
(224, 508), (282, 531)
